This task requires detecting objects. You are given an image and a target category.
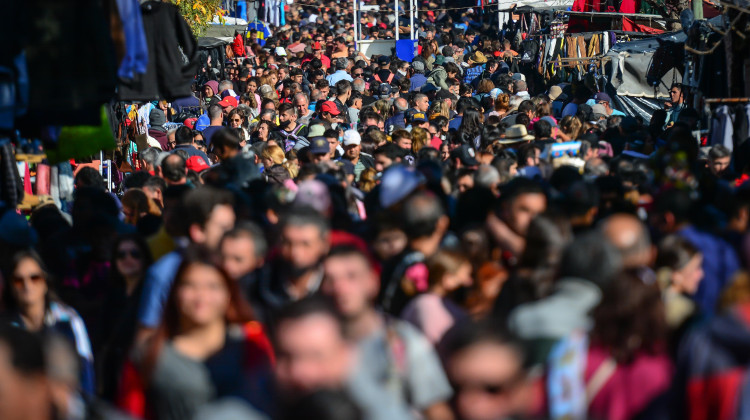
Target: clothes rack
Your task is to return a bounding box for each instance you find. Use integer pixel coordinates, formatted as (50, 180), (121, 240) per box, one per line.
(705, 97), (750, 104)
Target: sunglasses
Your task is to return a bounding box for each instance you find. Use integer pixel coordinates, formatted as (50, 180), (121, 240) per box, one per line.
(12, 273), (45, 284)
(231, 118), (243, 122)
(117, 250), (142, 260)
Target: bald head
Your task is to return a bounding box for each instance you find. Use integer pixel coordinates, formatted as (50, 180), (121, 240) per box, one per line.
(600, 213), (652, 268)
(394, 97), (409, 113)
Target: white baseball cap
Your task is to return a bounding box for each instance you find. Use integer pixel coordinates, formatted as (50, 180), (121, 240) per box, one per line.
(342, 130), (361, 146)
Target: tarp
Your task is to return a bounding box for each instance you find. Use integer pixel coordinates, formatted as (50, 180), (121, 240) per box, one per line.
(604, 30), (686, 122)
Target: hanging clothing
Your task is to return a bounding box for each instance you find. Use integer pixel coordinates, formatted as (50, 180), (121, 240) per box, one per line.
(711, 105), (734, 152)
(115, 0), (149, 79)
(0, 140), (24, 208)
(118, 1), (199, 101)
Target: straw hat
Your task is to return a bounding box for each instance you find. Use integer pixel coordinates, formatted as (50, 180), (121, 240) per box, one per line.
(500, 124), (535, 144)
(469, 51), (487, 64)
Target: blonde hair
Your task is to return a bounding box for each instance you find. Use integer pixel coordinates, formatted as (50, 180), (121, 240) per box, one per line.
(560, 116), (582, 139)
(429, 99), (451, 120)
(261, 144), (286, 165)
(427, 250), (471, 288)
(285, 150), (299, 179)
(358, 168), (378, 193)
(411, 127), (430, 153)
(372, 100), (392, 118)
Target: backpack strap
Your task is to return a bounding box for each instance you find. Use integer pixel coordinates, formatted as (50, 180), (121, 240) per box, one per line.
(374, 74), (382, 83)
(585, 357), (617, 406)
(386, 72), (394, 83)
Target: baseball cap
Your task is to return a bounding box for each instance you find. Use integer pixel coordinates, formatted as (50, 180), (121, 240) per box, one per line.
(183, 118), (198, 129)
(309, 136), (329, 154)
(511, 73), (526, 82)
(312, 41), (322, 50)
(218, 96), (238, 108)
(594, 92), (612, 104)
(591, 104), (608, 117)
(540, 116), (558, 127)
(411, 61), (425, 72)
(411, 113), (427, 123)
(185, 155), (211, 172)
(294, 180), (331, 215)
(450, 144), (479, 166)
(379, 165), (426, 208)
(321, 101), (341, 115)
(377, 55), (391, 65)
(377, 83), (392, 98)
(342, 129), (361, 146)
(275, 46), (287, 56)
(307, 124), (326, 138)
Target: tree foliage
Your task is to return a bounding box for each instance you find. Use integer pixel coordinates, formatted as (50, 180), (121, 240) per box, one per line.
(171, 0), (225, 36)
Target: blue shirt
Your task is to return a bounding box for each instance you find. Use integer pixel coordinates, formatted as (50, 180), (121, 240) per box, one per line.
(463, 64), (485, 84)
(326, 70), (353, 86)
(137, 251), (183, 328)
(679, 226), (741, 316)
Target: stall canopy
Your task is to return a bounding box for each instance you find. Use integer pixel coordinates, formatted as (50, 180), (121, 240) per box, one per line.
(603, 30), (686, 122)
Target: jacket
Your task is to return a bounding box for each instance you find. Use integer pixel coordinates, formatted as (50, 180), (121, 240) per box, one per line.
(118, 1), (199, 101)
(424, 67), (449, 91)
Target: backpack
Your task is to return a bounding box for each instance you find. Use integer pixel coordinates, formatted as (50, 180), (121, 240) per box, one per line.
(520, 39), (539, 64)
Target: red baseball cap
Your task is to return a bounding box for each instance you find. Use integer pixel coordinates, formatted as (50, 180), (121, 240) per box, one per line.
(183, 118), (198, 129)
(313, 41), (322, 51)
(321, 101), (341, 116)
(218, 96), (238, 108)
(186, 156), (211, 173)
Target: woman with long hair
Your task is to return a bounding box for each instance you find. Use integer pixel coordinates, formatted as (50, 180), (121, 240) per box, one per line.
(429, 99), (452, 121)
(98, 234), (153, 401)
(2, 250), (95, 394)
(261, 144), (292, 185)
(118, 248), (274, 419)
(584, 270), (671, 420)
(458, 107), (484, 149)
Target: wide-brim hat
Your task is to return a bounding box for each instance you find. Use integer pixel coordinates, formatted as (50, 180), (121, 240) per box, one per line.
(500, 124), (535, 143)
(469, 51), (487, 64)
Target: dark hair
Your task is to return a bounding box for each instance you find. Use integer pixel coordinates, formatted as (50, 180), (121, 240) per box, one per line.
(374, 142), (407, 160)
(279, 206), (330, 237)
(143, 176), (167, 196)
(221, 221), (268, 261)
(75, 167), (105, 190)
(111, 233), (154, 285)
(653, 189), (693, 225)
(590, 269), (667, 364)
(515, 213), (572, 298)
(401, 191), (445, 239)
(175, 126), (194, 146)
(2, 250), (56, 312)
(273, 296), (345, 342)
(442, 319), (525, 368)
(211, 127), (242, 151)
(655, 235), (699, 271)
(709, 144), (731, 161)
(122, 171), (152, 190)
(557, 231), (621, 288)
(533, 119), (552, 139)
(281, 389), (363, 420)
(161, 154), (187, 182)
(496, 177), (545, 212)
(0, 325), (46, 376)
(183, 186), (234, 231)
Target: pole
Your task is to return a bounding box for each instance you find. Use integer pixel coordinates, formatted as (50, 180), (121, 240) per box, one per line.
(395, 0), (399, 41)
(409, 0), (414, 41)
(353, 0), (358, 51)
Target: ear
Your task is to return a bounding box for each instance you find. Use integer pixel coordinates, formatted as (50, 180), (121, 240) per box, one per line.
(189, 224), (206, 244)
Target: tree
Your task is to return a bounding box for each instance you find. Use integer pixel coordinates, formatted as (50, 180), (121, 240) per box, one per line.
(171, 0), (225, 36)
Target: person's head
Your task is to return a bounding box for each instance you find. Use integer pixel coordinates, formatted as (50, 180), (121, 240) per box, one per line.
(443, 321), (530, 420)
(208, 104), (224, 123)
(261, 144), (286, 169)
(0, 326), (50, 420)
(401, 191), (449, 243)
(183, 187), (236, 250)
(3, 250), (53, 312)
(495, 178), (547, 236)
(391, 129), (413, 152)
(321, 245), (379, 319)
(273, 297), (352, 395)
(161, 153), (187, 185)
(708, 144), (732, 176)
(427, 249), (472, 294)
(456, 168), (476, 195)
(220, 222), (268, 281)
(655, 235), (703, 295)
(532, 119), (552, 140)
(112, 234), (152, 284)
(373, 143), (406, 173)
(174, 126), (194, 147)
(278, 103), (298, 130)
(599, 213), (653, 269)
(294, 93), (310, 116)
(74, 167), (104, 190)
(160, 247), (252, 337)
(121, 188), (153, 225)
(669, 82), (684, 106)
(590, 269), (667, 363)
(558, 230), (622, 288)
(211, 127), (242, 161)
(143, 176), (167, 208)
(279, 207), (331, 276)
(227, 108), (244, 129)
(414, 93), (430, 113)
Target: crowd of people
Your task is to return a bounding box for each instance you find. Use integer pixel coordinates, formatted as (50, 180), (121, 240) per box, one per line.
(3, 3), (750, 420)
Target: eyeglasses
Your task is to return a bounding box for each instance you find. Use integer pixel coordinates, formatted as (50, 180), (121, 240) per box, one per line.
(231, 118), (243, 122)
(117, 250), (142, 260)
(12, 273), (45, 284)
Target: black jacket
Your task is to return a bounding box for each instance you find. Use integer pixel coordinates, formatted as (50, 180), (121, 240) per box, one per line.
(118, 2), (199, 101)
